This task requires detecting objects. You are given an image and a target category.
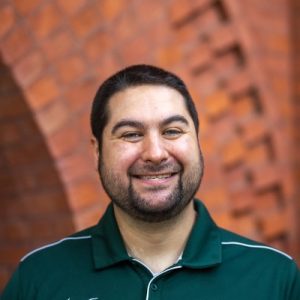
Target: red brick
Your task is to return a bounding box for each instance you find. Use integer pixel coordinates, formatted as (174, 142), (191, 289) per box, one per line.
(156, 43), (183, 68)
(241, 117), (268, 144)
(28, 2), (62, 39)
(0, 268), (11, 292)
(194, 5), (221, 35)
(0, 4), (15, 38)
(41, 29), (74, 61)
(134, 0), (165, 26)
(143, 19), (170, 48)
(20, 189), (70, 217)
(0, 94), (28, 119)
(98, 0), (126, 23)
(214, 50), (241, 81)
(221, 137), (245, 166)
(232, 94), (254, 119)
(200, 184), (228, 211)
(230, 188), (254, 213)
(189, 0), (213, 11)
(0, 122), (17, 145)
(84, 31), (114, 63)
(47, 122), (81, 158)
(77, 109), (93, 138)
(113, 12), (138, 43)
(56, 0), (87, 15)
(0, 221), (30, 242)
(65, 178), (102, 212)
(3, 139), (49, 167)
(13, 50), (45, 87)
(71, 2), (102, 38)
(73, 200), (107, 229)
(119, 35), (152, 65)
(174, 21), (196, 44)
(56, 152), (94, 183)
(201, 135), (217, 155)
(56, 54), (86, 84)
(169, 0), (193, 24)
(13, 0), (41, 15)
(26, 75), (60, 110)
(193, 68), (217, 95)
(0, 244), (28, 264)
(246, 142), (270, 165)
(259, 211), (287, 239)
(209, 23), (237, 53)
(1, 26), (32, 64)
(254, 189), (280, 213)
(187, 42), (212, 72)
(224, 166), (249, 192)
(64, 76), (98, 113)
(94, 53), (120, 83)
(212, 211), (233, 230)
(12, 166), (59, 193)
(231, 215), (259, 240)
(35, 99), (69, 134)
(226, 69), (252, 96)
(251, 164), (281, 190)
(204, 90), (230, 118)
(264, 32), (290, 55)
(27, 217), (73, 240)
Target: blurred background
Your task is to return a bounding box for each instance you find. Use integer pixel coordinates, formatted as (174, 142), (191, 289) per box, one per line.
(0, 0), (299, 291)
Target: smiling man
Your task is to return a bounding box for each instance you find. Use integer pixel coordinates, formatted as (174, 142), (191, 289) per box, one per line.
(2, 65), (300, 299)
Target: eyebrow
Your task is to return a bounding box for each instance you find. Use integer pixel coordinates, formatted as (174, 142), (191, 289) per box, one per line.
(111, 114), (189, 135)
(160, 115), (189, 127)
(111, 119), (145, 135)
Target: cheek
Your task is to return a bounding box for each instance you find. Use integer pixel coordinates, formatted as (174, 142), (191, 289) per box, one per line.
(169, 137), (200, 166)
(103, 142), (141, 172)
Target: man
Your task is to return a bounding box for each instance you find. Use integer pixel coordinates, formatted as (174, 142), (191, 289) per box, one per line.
(2, 65), (299, 299)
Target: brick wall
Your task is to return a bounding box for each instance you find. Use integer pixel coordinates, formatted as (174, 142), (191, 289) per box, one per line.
(291, 0), (300, 264)
(0, 0), (298, 291)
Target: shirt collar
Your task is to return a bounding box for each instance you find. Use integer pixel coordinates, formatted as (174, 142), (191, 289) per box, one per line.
(91, 204), (130, 270)
(180, 200), (222, 268)
(91, 200), (222, 270)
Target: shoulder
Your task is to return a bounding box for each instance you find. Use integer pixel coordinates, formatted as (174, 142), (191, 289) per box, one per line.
(216, 228), (300, 297)
(220, 228), (293, 261)
(20, 225), (96, 264)
(220, 229), (298, 276)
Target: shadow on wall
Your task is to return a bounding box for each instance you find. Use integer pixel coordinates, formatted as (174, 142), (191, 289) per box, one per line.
(0, 59), (75, 291)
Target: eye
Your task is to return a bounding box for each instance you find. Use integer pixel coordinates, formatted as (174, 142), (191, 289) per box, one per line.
(121, 132), (143, 142)
(163, 128), (183, 139)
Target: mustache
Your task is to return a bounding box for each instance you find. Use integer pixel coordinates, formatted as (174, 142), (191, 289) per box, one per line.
(128, 161), (182, 175)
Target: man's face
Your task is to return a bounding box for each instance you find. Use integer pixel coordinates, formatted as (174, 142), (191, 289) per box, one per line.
(97, 84), (204, 222)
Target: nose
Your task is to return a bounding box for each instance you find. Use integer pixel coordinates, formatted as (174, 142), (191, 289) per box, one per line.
(141, 133), (168, 164)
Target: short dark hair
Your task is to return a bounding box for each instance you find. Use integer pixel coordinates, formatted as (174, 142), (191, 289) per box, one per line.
(91, 64), (199, 148)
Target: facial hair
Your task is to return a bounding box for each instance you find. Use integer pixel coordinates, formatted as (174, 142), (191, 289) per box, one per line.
(98, 152), (204, 223)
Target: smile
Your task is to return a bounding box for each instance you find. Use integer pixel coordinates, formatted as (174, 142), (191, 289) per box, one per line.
(138, 174), (174, 180)
(132, 172), (178, 180)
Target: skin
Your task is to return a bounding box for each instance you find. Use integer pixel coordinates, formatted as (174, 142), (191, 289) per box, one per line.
(92, 84), (204, 273)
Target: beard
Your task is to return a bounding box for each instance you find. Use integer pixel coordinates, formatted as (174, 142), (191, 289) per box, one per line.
(98, 152), (204, 223)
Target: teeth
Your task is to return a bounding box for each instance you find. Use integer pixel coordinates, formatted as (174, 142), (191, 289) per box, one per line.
(140, 174), (172, 180)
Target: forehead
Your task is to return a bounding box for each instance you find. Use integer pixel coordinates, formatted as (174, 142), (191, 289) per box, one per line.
(106, 85), (190, 125)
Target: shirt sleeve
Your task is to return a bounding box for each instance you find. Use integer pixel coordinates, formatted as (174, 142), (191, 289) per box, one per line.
(1, 267), (21, 300)
(287, 260), (300, 300)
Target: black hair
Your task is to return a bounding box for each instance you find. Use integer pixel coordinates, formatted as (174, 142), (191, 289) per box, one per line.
(91, 64), (199, 149)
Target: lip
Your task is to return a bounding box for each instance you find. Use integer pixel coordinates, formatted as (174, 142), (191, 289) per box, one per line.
(131, 172), (178, 186)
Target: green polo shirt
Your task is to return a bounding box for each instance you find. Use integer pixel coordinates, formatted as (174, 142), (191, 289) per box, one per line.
(2, 200), (299, 299)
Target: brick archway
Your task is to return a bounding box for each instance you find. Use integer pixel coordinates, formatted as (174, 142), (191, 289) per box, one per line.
(0, 60), (75, 287)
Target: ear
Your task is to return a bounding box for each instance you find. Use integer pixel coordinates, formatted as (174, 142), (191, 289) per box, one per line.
(91, 137), (99, 170)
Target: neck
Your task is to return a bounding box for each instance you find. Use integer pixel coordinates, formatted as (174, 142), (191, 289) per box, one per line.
(114, 201), (196, 274)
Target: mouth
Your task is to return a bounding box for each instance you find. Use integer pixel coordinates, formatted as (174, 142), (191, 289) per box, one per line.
(133, 173), (177, 180)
